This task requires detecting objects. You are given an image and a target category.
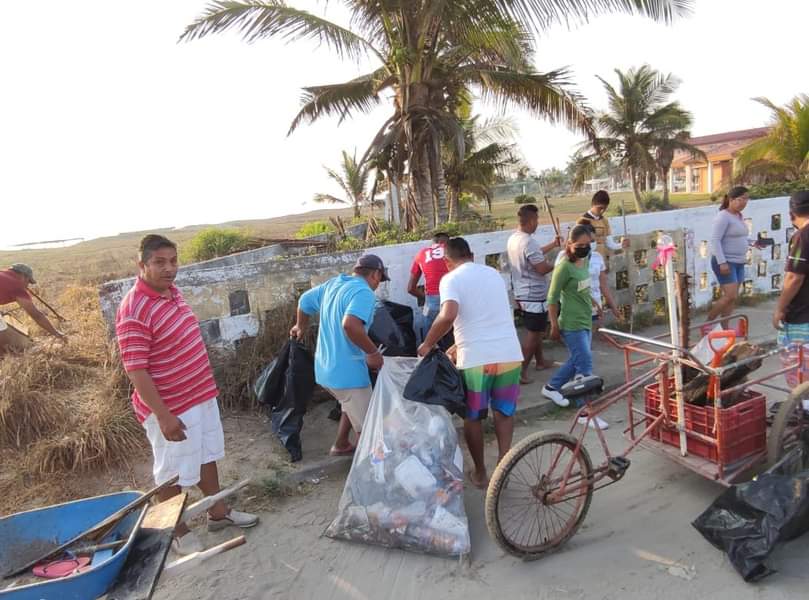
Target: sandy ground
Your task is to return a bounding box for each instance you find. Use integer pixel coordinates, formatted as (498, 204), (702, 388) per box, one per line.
(151, 301), (809, 600)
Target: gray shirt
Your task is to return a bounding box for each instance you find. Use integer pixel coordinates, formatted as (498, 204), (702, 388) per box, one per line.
(507, 231), (548, 301)
(711, 210), (749, 264)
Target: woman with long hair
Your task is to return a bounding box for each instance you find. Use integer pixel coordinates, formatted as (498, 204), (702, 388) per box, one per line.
(708, 186), (750, 324)
(542, 225), (608, 430)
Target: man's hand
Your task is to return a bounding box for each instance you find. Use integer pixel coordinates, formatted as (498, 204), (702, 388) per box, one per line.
(553, 235), (562, 248)
(289, 324), (303, 340)
(417, 342), (433, 358)
(611, 307), (623, 322)
(446, 344), (458, 364)
(365, 351), (384, 371)
(719, 263), (731, 276)
(773, 308), (785, 331)
(158, 412), (187, 442)
(549, 324), (561, 342)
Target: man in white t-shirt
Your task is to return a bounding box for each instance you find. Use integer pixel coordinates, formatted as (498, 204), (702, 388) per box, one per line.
(507, 204), (561, 384)
(418, 237), (523, 489)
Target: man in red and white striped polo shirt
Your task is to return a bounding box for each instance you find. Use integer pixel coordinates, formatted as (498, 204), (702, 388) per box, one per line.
(116, 234), (257, 555)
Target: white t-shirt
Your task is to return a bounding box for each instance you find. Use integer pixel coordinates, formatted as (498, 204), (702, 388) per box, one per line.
(555, 250), (606, 312)
(439, 262), (523, 369)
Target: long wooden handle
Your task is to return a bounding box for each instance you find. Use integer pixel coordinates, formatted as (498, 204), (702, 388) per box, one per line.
(182, 479), (250, 521)
(3, 476), (179, 579)
(542, 197), (561, 237)
(29, 290), (67, 322)
(161, 535), (246, 581)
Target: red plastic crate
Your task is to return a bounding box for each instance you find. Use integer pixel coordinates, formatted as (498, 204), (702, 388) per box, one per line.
(644, 380), (766, 465)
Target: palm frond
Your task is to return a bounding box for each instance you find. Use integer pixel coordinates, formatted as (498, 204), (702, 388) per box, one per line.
(288, 70), (392, 134)
(312, 193), (348, 205)
(468, 67), (594, 137)
(180, 0), (384, 63)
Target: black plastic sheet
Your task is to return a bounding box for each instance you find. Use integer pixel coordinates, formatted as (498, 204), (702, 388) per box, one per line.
(369, 301), (417, 357)
(254, 340), (315, 462)
(692, 448), (809, 581)
(403, 350), (466, 418)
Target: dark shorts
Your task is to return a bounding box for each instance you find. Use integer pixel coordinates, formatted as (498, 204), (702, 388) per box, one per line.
(711, 257), (745, 285)
(521, 310), (549, 332)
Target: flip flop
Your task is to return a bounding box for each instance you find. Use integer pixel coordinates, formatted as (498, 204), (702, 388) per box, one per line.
(329, 444), (356, 457)
(33, 556), (92, 579)
(466, 470), (489, 490)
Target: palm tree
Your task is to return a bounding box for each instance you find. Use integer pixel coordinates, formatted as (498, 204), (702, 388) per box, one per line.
(735, 95), (809, 182)
(572, 65), (702, 212)
(313, 150), (372, 219)
(182, 1), (692, 228)
(444, 116), (521, 219)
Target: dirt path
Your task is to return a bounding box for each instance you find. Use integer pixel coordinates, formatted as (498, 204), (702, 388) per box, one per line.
(155, 392), (809, 600)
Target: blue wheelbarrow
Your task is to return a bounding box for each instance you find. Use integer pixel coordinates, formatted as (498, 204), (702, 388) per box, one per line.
(0, 478), (249, 600)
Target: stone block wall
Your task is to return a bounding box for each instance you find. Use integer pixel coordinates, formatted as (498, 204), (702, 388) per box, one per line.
(98, 196), (790, 346)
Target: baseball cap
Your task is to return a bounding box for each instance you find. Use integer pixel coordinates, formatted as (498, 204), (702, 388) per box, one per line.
(354, 254), (390, 282)
(10, 263), (35, 284)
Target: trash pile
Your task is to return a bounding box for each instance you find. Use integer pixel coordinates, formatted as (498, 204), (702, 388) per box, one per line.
(693, 447), (809, 581)
(325, 357), (470, 557)
(254, 339), (315, 462)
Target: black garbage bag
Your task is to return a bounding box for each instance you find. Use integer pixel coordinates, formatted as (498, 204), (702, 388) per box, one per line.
(692, 447), (809, 581)
(402, 350), (466, 418)
(254, 340), (315, 462)
(369, 301), (417, 357)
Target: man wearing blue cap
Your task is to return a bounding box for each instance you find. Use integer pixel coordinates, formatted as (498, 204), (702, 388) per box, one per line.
(291, 254), (389, 455)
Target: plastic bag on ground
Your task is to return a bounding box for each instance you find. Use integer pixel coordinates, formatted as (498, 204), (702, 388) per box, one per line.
(403, 350), (466, 418)
(325, 357), (470, 557)
(255, 340), (315, 462)
(692, 447), (809, 581)
(690, 324), (722, 367)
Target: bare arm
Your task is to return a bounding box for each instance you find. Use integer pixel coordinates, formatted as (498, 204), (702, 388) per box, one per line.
(127, 369), (186, 441)
(16, 296), (65, 339)
(418, 300), (458, 354)
(290, 308), (311, 338)
(774, 272), (805, 329)
(531, 260), (554, 276)
(407, 272), (425, 300)
(548, 303), (561, 340)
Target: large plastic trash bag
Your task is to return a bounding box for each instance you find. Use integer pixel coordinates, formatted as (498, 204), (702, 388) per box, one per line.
(325, 357), (471, 557)
(692, 447), (809, 581)
(254, 340), (315, 462)
(369, 300), (417, 357)
(403, 350), (466, 418)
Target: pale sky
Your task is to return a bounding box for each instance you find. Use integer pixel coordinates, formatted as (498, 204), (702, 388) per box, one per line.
(1, 0), (807, 248)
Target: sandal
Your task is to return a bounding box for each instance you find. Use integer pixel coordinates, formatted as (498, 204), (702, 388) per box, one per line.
(329, 444), (356, 457)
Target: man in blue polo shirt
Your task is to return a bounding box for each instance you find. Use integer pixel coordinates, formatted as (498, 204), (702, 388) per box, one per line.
(291, 254), (389, 455)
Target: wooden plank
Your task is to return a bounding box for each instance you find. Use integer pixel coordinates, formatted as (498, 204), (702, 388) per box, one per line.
(161, 535), (246, 582)
(181, 479), (250, 522)
(106, 493), (187, 600)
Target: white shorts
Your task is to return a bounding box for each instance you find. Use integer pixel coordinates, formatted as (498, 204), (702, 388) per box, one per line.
(143, 398), (225, 487)
(326, 386), (372, 433)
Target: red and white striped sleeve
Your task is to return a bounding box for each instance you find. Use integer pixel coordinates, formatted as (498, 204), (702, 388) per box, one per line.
(116, 316), (153, 372)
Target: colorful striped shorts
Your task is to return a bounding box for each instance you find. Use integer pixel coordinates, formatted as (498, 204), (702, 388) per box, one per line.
(778, 322), (809, 388)
(461, 362), (522, 420)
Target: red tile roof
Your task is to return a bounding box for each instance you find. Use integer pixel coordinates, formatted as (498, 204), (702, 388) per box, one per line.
(672, 127), (771, 167)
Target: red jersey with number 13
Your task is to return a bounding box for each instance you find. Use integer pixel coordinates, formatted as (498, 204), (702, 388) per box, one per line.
(410, 243), (449, 295)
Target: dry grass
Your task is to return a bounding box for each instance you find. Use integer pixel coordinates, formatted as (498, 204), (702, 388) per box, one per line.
(0, 285), (145, 512)
(214, 300), (317, 412)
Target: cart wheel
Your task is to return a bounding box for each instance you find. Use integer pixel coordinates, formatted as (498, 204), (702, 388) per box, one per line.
(485, 431), (593, 560)
(767, 381), (809, 468)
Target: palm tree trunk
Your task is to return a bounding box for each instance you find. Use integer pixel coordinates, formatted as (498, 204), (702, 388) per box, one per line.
(428, 140), (448, 225)
(447, 185), (459, 222)
(410, 146), (434, 228)
(660, 167), (670, 205)
(628, 165), (645, 213)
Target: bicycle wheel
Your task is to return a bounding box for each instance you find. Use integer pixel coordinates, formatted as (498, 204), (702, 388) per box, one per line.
(485, 431), (593, 560)
(767, 381), (809, 469)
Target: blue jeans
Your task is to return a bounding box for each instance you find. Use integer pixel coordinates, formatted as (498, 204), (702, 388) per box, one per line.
(711, 257), (745, 285)
(418, 295), (441, 344)
(549, 329), (593, 390)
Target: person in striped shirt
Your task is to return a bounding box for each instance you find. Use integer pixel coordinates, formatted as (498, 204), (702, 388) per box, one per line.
(116, 235), (257, 556)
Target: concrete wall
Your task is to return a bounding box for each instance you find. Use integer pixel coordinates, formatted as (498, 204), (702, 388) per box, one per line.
(99, 196), (790, 346)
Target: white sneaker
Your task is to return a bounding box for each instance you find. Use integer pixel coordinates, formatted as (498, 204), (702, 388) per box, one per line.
(542, 386), (569, 408)
(578, 415), (609, 430)
(208, 509), (259, 532)
(172, 531), (203, 556)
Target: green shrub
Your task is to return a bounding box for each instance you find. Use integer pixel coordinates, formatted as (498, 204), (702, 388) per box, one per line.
(711, 179), (809, 202)
(294, 220), (335, 239)
(513, 194), (537, 205)
(642, 192), (674, 212)
(181, 228), (250, 263)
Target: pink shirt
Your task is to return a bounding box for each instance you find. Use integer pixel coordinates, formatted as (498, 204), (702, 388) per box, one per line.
(115, 278), (218, 422)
